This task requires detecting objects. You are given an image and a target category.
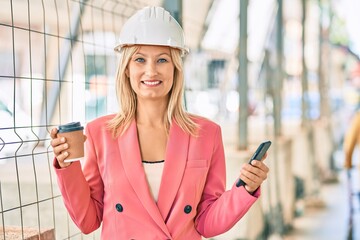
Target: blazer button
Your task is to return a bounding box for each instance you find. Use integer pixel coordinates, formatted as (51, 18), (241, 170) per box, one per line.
(115, 203), (123, 212)
(184, 205), (192, 214)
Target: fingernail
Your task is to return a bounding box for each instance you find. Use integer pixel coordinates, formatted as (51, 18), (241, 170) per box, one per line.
(64, 152), (68, 156)
(61, 137), (65, 142)
(63, 143), (68, 149)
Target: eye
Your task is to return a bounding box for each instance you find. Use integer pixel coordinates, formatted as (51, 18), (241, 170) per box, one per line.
(158, 58), (168, 63)
(134, 57), (145, 63)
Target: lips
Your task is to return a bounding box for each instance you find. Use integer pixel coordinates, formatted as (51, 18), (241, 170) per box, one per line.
(142, 80), (162, 86)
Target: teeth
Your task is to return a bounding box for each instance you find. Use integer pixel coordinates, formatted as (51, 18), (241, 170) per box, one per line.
(143, 81), (161, 86)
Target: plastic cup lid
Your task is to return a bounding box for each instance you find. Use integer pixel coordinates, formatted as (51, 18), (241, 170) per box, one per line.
(58, 122), (84, 133)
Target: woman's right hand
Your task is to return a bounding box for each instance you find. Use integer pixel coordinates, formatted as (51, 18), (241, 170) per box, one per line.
(50, 128), (71, 168)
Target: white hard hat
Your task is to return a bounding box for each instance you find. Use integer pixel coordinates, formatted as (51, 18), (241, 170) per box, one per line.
(114, 6), (189, 56)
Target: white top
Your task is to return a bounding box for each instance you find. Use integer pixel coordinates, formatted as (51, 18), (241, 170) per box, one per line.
(142, 160), (165, 202)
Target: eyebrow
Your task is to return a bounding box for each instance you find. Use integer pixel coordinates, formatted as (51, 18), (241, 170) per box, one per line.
(133, 52), (171, 57)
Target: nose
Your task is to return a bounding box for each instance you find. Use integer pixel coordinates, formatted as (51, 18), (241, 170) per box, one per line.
(145, 61), (157, 77)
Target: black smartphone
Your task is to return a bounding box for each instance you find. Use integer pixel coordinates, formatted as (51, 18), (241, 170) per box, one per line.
(249, 140), (272, 161)
(236, 141), (272, 187)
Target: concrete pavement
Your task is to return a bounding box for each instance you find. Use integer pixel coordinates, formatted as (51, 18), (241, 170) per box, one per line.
(283, 169), (359, 240)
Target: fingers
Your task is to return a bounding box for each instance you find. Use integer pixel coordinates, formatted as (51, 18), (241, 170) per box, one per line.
(239, 160), (269, 192)
(56, 151), (71, 168)
(54, 142), (71, 168)
(241, 161), (269, 181)
(250, 159), (269, 174)
(50, 128), (71, 168)
(50, 128), (58, 139)
(52, 139), (67, 157)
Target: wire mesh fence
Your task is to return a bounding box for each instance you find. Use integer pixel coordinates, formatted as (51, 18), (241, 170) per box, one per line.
(0, 0), (161, 239)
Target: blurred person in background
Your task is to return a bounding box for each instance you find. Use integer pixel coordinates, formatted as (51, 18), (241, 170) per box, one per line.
(50, 6), (269, 239)
(344, 62), (360, 169)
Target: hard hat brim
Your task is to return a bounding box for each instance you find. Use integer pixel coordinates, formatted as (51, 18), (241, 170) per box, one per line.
(113, 43), (189, 57)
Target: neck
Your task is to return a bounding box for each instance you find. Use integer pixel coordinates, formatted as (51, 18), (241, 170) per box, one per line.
(136, 99), (168, 127)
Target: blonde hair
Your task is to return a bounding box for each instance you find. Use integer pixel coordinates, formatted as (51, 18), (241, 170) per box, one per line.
(107, 46), (198, 137)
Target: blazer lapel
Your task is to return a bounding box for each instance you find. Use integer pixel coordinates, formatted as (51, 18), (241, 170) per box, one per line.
(157, 121), (189, 221)
(119, 120), (170, 236)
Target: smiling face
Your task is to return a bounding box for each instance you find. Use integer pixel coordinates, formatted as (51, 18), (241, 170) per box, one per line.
(126, 45), (175, 102)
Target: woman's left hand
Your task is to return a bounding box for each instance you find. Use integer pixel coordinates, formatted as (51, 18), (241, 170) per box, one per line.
(239, 153), (269, 193)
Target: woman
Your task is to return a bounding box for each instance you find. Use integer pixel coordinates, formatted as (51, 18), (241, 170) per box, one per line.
(51, 6), (269, 239)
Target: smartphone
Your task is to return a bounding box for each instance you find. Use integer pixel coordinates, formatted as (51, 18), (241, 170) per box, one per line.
(236, 140), (272, 187)
(249, 140), (272, 161)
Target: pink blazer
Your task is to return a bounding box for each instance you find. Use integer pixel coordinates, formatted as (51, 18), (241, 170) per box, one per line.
(54, 115), (259, 239)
